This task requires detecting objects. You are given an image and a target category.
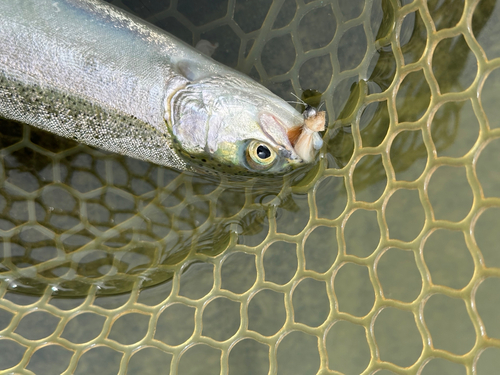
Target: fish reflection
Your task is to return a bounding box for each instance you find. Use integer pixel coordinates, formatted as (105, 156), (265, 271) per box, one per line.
(0, 119), (313, 296)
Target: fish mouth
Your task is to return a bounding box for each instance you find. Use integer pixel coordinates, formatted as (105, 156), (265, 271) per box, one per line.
(258, 112), (304, 164)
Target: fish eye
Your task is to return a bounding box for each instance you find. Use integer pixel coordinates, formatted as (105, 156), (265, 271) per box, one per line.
(246, 141), (277, 170)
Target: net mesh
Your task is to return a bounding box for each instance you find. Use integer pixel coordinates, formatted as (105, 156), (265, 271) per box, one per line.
(1, 0), (500, 373)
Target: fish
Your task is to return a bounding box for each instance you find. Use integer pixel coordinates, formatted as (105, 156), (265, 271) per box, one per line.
(0, 0), (325, 175)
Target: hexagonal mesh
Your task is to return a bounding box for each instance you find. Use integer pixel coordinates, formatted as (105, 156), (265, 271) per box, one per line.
(1, 0), (500, 373)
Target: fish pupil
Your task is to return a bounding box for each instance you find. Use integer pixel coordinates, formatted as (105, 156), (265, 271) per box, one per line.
(257, 145), (271, 159)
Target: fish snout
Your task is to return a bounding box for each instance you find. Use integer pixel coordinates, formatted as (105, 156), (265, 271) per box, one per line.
(278, 147), (303, 163)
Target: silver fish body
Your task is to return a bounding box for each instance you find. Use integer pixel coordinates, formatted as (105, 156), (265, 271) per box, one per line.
(0, 0), (310, 174)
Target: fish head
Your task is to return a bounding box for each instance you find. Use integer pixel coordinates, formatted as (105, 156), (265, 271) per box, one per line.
(168, 74), (309, 175)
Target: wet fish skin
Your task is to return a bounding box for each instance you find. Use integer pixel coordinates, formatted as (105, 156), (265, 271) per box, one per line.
(0, 0), (307, 174)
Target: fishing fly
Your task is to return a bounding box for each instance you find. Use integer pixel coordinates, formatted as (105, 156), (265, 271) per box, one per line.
(288, 93), (326, 162)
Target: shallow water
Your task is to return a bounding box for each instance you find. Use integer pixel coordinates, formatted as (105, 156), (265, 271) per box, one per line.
(2, 0), (500, 374)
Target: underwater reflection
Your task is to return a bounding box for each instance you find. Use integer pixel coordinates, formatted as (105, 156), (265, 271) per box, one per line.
(0, 118), (324, 296)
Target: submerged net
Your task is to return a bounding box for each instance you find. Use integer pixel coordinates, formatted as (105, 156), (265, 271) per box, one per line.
(1, 0), (500, 373)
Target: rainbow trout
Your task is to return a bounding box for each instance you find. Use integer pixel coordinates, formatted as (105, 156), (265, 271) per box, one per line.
(0, 0), (324, 175)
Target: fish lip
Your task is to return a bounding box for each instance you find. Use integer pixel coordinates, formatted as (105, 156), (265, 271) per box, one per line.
(278, 147), (292, 159)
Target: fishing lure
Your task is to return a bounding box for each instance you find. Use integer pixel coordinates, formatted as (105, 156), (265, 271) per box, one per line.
(295, 106), (326, 163)
(287, 93), (326, 163)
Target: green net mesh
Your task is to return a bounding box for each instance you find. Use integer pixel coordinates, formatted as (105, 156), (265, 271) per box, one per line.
(2, 0), (500, 373)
